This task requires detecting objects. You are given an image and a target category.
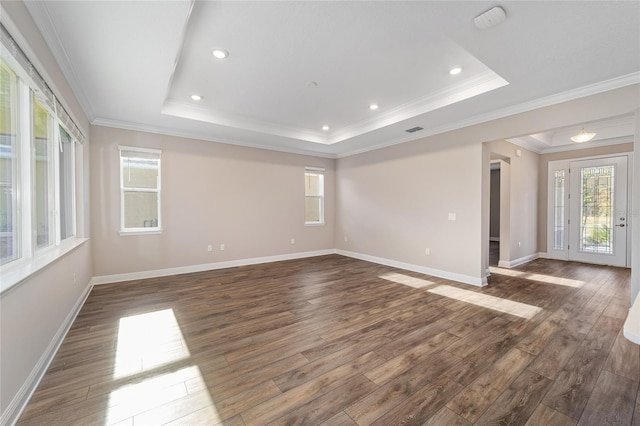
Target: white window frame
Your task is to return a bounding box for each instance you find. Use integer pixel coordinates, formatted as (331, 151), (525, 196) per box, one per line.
(0, 52), (84, 293)
(304, 167), (325, 226)
(57, 125), (77, 241)
(119, 145), (162, 235)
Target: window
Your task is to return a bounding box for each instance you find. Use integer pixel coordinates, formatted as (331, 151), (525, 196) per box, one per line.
(0, 60), (18, 265)
(304, 167), (324, 225)
(33, 95), (55, 249)
(59, 126), (76, 240)
(119, 146), (162, 234)
(0, 23), (84, 281)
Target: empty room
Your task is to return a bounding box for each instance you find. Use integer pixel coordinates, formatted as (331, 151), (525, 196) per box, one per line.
(1, 1), (640, 425)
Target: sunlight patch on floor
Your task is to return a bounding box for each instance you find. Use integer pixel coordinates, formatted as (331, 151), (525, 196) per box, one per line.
(379, 272), (436, 288)
(107, 309), (222, 425)
(427, 284), (543, 319)
(489, 266), (584, 288)
(114, 309), (190, 379)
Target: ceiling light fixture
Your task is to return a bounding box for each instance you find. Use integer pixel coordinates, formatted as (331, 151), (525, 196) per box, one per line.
(212, 49), (229, 59)
(369, 104), (379, 110)
(449, 67), (462, 75)
(322, 125), (330, 131)
(191, 94), (202, 101)
(570, 128), (596, 143)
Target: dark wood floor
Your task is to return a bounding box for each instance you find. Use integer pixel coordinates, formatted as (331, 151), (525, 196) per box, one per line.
(18, 255), (640, 425)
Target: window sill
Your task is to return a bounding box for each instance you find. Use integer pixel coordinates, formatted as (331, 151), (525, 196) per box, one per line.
(119, 229), (163, 236)
(304, 222), (325, 227)
(0, 237), (89, 295)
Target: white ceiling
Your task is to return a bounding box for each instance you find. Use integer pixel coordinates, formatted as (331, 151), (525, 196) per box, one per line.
(24, 1), (640, 158)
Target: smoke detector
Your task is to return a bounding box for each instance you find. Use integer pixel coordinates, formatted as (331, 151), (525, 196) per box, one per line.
(474, 6), (506, 30)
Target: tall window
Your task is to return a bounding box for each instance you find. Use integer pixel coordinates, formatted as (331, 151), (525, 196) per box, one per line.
(33, 96), (55, 249)
(119, 146), (162, 234)
(0, 60), (18, 265)
(59, 126), (75, 240)
(304, 167), (324, 225)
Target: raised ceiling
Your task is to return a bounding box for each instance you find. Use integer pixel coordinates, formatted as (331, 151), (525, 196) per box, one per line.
(24, 1), (640, 157)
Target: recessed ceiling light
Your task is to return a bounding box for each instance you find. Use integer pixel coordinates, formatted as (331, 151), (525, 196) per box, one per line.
(191, 94), (202, 101)
(449, 67), (462, 75)
(369, 104), (379, 110)
(322, 125), (330, 131)
(212, 49), (229, 59)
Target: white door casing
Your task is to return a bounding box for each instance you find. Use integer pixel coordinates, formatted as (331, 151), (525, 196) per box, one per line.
(548, 155), (630, 267)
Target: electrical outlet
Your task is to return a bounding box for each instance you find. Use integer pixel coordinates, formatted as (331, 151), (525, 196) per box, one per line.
(220, 244), (225, 251)
(207, 245), (213, 252)
(518, 241), (521, 247)
(425, 248), (430, 256)
(344, 236), (348, 242)
(448, 213), (456, 221)
(290, 238), (295, 244)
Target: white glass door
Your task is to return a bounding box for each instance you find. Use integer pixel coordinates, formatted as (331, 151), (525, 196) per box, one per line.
(568, 156), (628, 266)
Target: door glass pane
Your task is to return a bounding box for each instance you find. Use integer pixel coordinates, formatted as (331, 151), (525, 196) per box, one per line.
(553, 170), (565, 250)
(0, 60), (19, 265)
(579, 165), (614, 254)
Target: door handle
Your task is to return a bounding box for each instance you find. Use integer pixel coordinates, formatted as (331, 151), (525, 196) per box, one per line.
(615, 224), (625, 227)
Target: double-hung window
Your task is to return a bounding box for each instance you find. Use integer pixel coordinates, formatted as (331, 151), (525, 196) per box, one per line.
(0, 59), (18, 265)
(304, 167), (324, 225)
(0, 23), (84, 290)
(119, 146), (162, 234)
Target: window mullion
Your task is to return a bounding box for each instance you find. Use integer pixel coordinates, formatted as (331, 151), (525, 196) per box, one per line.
(18, 80), (33, 259)
(53, 121), (61, 245)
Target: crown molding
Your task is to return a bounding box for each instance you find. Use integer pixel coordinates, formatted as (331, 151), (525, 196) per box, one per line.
(336, 74), (640, 158)
(330, 70), (509, 144)
(91, 118), (337, 159)
(539, 136), (634, 155)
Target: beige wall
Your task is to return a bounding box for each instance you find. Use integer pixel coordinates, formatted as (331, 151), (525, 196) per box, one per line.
(486, 141), (539, 267)
(537, 142), (634, 253)
(90, 126), (335, 277)
(336, 133), (485, 282)
(0, 1), (92, 419)
(337, 85), (639, 285)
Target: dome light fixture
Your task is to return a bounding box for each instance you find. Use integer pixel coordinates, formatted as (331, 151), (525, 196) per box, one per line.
(570, 128), (596, 143)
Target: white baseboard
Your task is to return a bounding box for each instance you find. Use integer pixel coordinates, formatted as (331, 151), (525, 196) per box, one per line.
(1, 279), (94, 426)
(336, 249), (486, 287)
(538, 252), (549, 259)
(489, 237), (500, 242)
(93, 249), (336, 285)
(498, 253), (539, 268)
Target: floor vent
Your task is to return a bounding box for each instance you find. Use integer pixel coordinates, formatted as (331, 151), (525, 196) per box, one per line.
(405, 126), (424, 133)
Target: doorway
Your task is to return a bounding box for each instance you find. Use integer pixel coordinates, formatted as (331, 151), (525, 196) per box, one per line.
(548, 155), (629, 267)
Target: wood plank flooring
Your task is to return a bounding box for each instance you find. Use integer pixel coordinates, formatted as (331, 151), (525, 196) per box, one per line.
(17, 254), (640, 425)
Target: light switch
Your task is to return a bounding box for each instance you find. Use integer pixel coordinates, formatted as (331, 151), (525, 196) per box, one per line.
(448, 213), (456, 221)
